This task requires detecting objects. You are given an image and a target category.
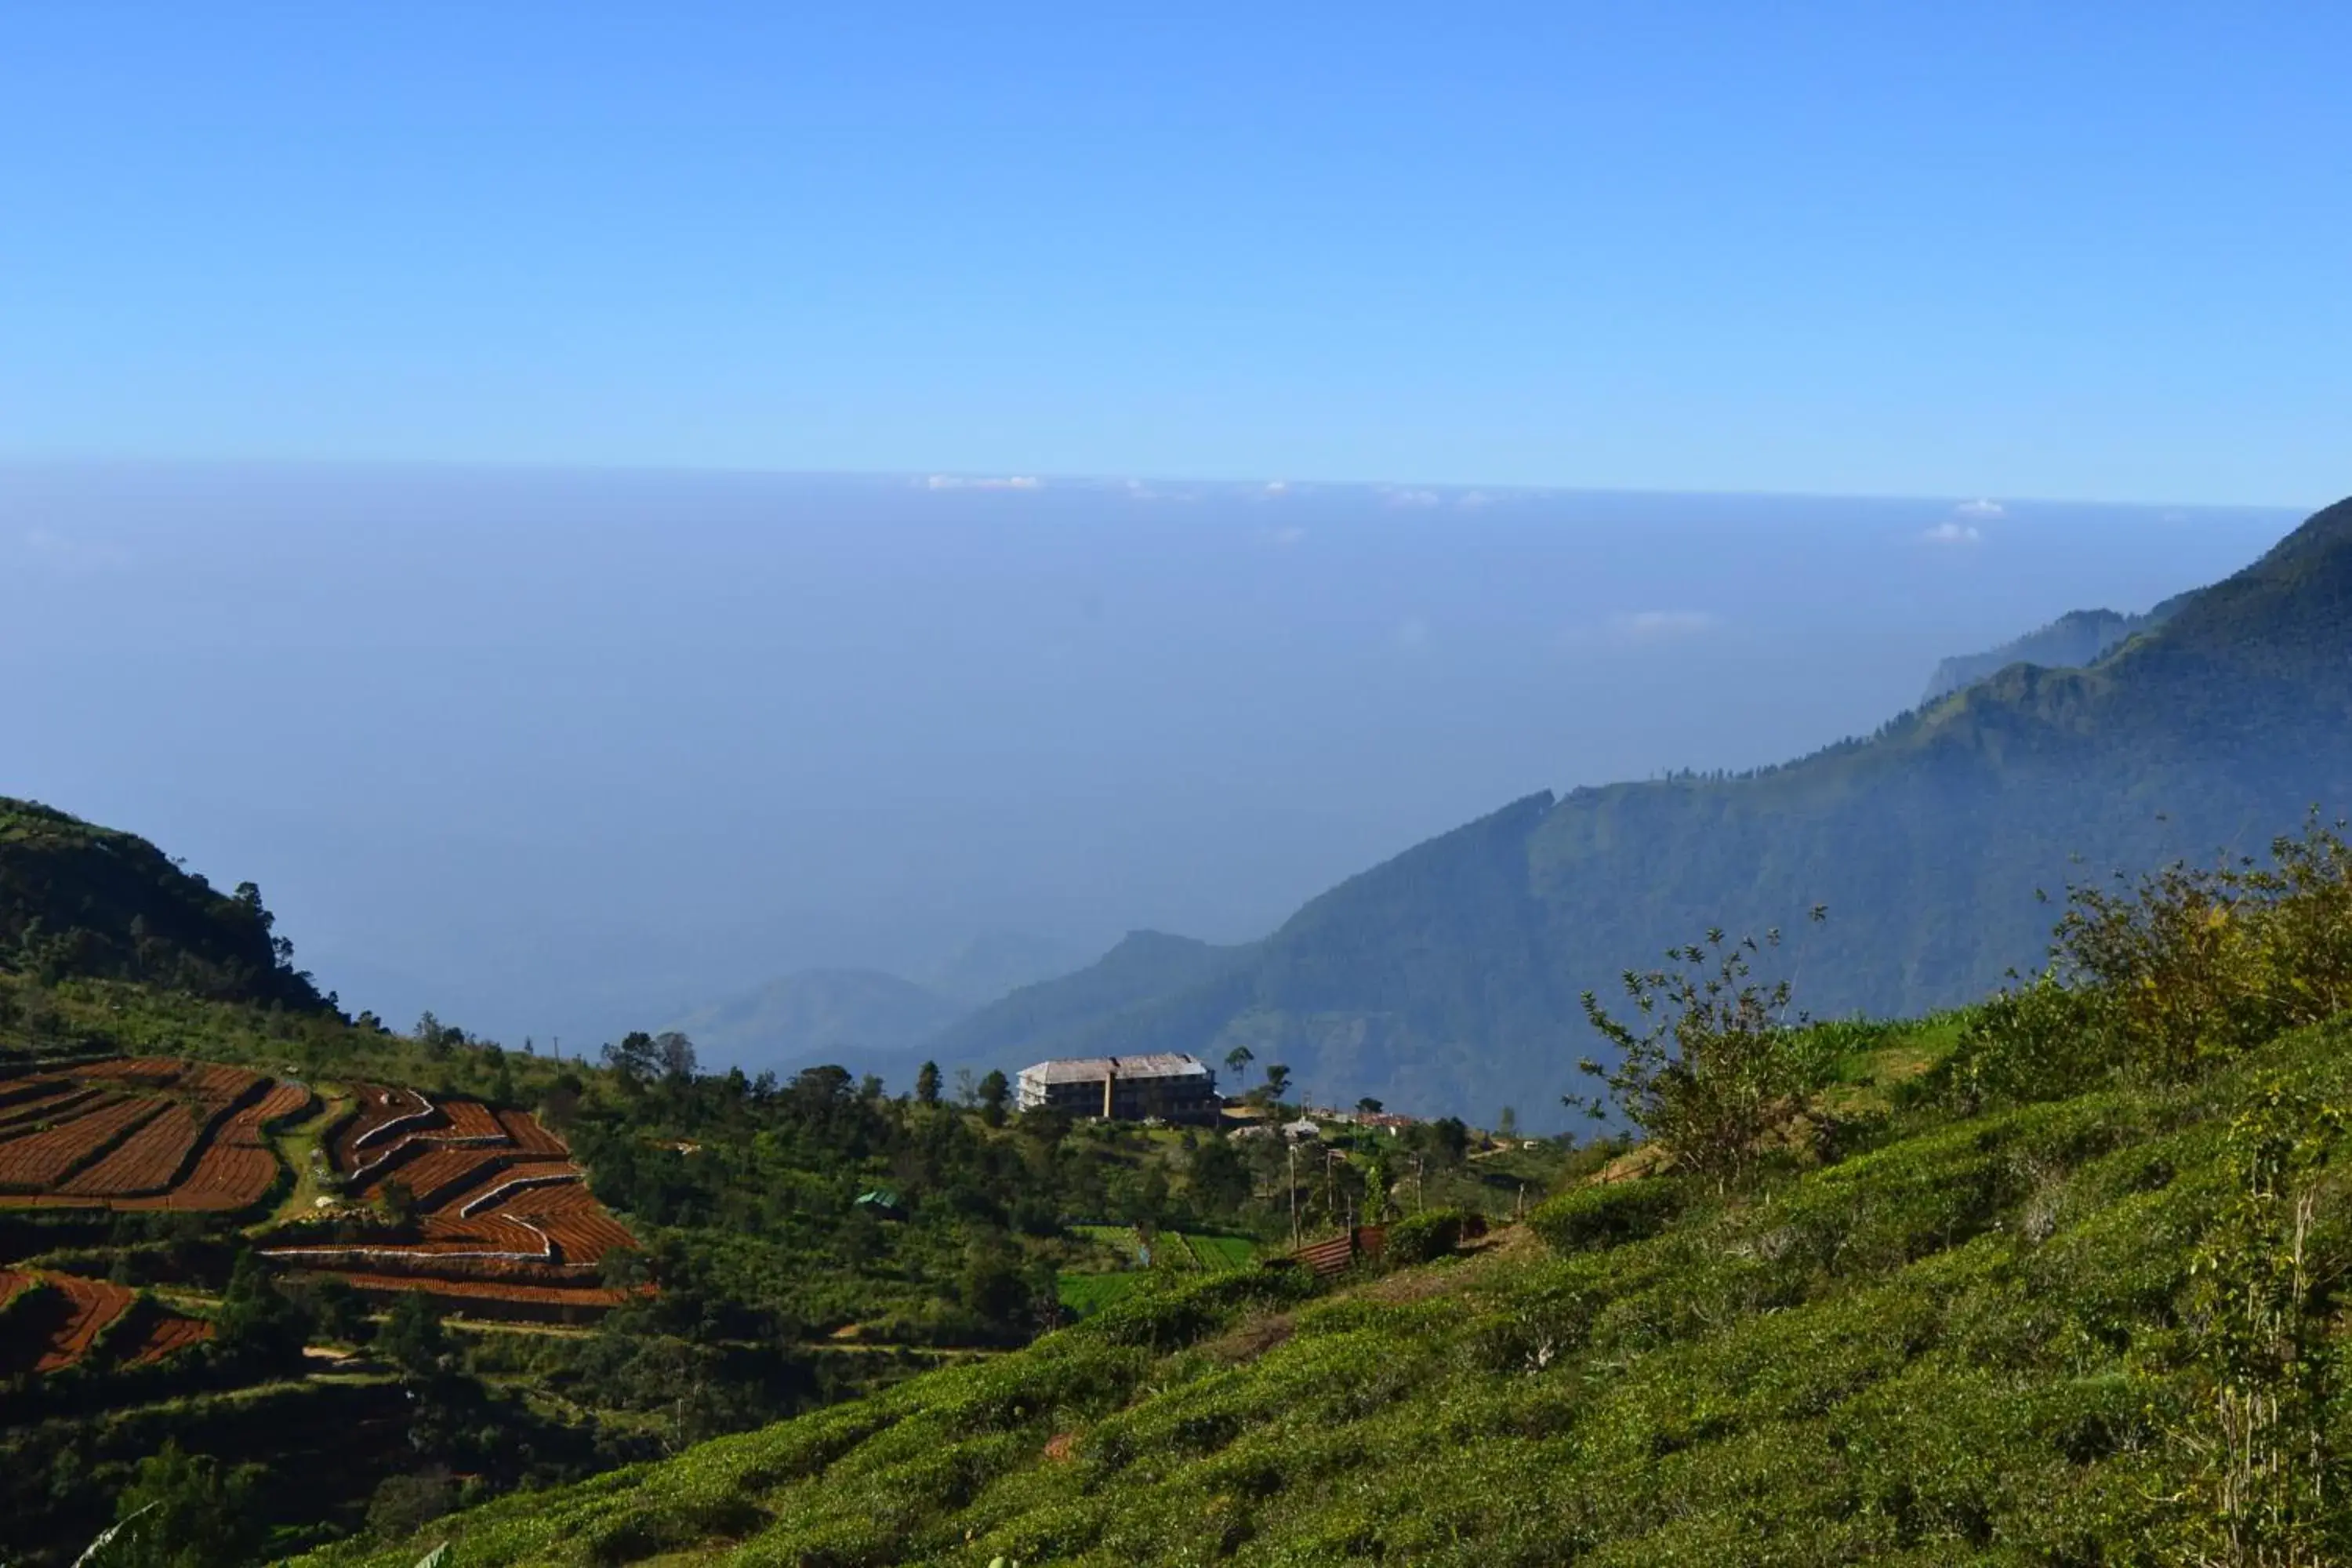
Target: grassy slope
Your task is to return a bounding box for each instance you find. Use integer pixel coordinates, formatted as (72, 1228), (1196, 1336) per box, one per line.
(0, 971), (559, 1103)
(304, 1010), (2343, 1567)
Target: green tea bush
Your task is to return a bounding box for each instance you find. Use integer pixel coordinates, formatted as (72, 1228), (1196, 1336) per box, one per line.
(1381, 1207), (1468, 1267)
(1528, 1177), (1689, 1254)
(1944, 971), (2107, 1105)
(1078, 1261), (1312, 1352)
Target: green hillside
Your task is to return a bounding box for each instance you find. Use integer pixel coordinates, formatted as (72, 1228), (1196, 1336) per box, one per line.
(0, 894), (1287, 1561)
(940, 496), (2352, 1124)
(305, 821), (2352, 1566)
(0, 800), (328, 1012)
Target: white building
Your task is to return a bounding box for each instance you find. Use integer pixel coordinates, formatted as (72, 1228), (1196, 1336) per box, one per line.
(1014, 1053), (1220, 1125)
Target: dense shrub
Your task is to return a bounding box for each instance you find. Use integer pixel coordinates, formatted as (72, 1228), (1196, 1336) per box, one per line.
(1528, 1177), (1690, 1255)
(1080, 1263), (1313, 1354)
(1572, 918), (1836, 1189)
(1381, 1208), (1469, 1267)
(1950, 817), (2352, 1105)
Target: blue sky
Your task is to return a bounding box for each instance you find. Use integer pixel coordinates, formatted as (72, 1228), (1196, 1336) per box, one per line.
(3, 2), (2347, 503)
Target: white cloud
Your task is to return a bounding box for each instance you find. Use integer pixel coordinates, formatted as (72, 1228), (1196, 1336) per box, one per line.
(1954, 498), (2005, 518)
(1456, 491), (1493, 509)
(1263, 479), (1290, 496)
(1385, 488), (1443, 509)
(1919, 521), (1984, 546)
(1610, 609), (1719, 640)
(922, 474), (1043, 492)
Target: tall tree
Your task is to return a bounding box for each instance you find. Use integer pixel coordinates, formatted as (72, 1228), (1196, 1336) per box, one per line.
(111, 1443), (260, 1568)
(655, 1030), (699, 1080)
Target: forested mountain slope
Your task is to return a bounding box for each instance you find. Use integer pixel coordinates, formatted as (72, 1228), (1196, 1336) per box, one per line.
(912, 930), (1258, 1079)
(953, 496), (2352, 1124)
(1917, 588), (2194, 705)
(0, 800), (327, 1011)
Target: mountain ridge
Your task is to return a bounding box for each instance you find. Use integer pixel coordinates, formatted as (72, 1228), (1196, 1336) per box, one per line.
(1918, 589), (2198, 706)
(913, 928), (1259, 1079)
(931, 495), (2352, 1125)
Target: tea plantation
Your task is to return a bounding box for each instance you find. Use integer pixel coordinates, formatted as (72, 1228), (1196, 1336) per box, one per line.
(302, 982), (2352, 1565)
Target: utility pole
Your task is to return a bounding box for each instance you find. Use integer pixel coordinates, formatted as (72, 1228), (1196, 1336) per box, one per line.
(1287, 1140), (1300, 1252)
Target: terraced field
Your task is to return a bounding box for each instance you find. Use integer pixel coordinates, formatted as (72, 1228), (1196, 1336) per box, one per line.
(120, 1303), (214, 1365)
(263, 1083), (639, 1320)
(0, 1269), (211, 1375)
(0, 1058), (641, 1320)
(0, 1058), (313, 1211)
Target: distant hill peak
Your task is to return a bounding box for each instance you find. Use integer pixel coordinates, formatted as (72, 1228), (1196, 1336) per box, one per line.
(916, 929), (1087, 1007)
(1106, 928), (1220, 955)
(1921, 597), (2192, 707)
(2243, 492), (2352, 570)
(664, 966), (966, 1076)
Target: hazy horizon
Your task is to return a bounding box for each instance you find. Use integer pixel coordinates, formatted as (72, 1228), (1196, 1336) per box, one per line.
(0, 460), (2300, 1070)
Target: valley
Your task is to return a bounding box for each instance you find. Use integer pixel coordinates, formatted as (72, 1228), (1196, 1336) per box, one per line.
(6, 495), (2352, 1564)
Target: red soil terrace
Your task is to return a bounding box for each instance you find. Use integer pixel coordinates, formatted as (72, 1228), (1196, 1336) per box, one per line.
(265, 1085), (637, 1318)
(0, 1058), (310, 1213)
(0, 1270), (215, 1375)
(0, 1058), (638, 1319)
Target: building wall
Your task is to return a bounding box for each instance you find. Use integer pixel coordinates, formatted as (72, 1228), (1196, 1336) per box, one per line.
(1018, 1070), (1219, 1126)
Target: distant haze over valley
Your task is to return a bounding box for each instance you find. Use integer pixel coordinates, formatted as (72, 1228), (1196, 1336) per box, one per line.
(0, 463), (2299, 1091)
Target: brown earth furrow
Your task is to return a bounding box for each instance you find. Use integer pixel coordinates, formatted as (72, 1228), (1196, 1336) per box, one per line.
(58, 1102), (201, 1196)
(0, 1083), (108, 1135)
(497, 1108), (567, 1155)
(124, 1311), (213, 1366)
(0, 1096), (167, 1191)
(34, 1272), (137, 1371)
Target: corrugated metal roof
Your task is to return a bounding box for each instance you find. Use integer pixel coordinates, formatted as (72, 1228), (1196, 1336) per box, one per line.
(1018, 1053), (1212, 1083)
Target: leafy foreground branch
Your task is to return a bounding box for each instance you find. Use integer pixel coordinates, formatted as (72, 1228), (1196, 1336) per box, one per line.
(1570, 909), (1832, 1190)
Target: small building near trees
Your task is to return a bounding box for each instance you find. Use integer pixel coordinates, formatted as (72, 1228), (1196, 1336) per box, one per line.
(1014, 1053), (1221, 1127)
